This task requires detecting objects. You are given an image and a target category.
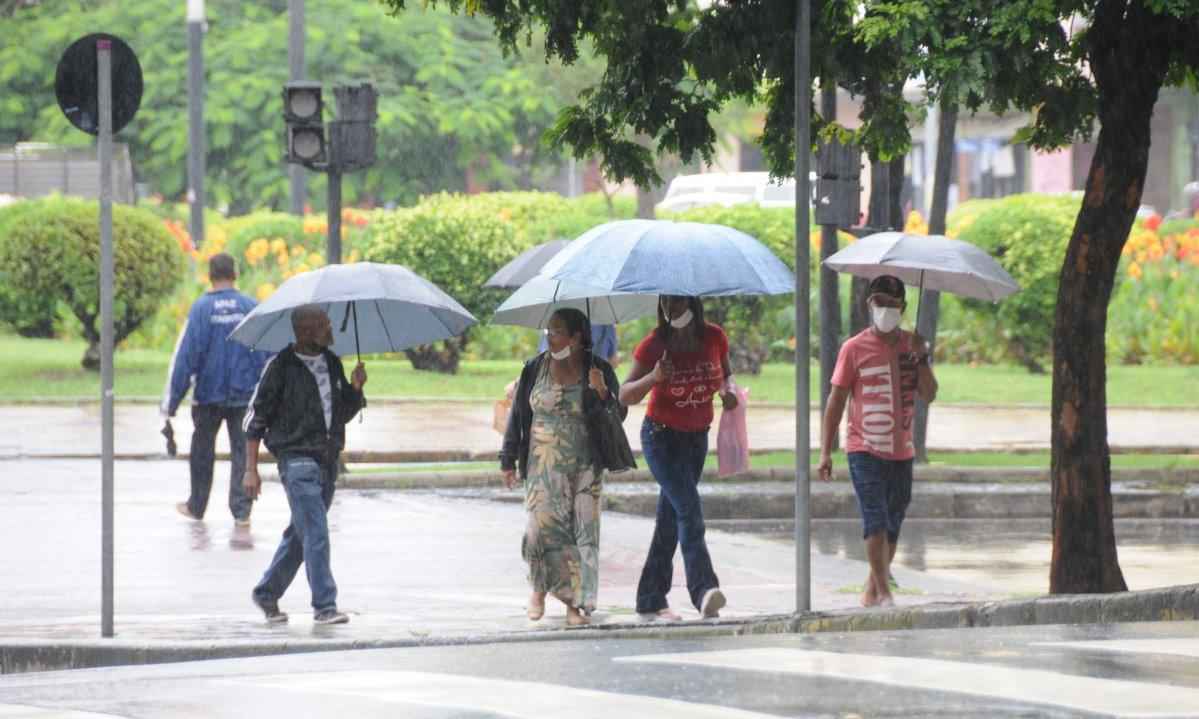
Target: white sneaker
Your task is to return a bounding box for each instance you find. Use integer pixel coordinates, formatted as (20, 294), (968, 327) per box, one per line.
(638, 608), (682, 622)
(700, 588), (726, 618)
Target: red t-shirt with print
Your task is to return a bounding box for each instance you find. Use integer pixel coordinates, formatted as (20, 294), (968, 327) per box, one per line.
(634, 323), (729, 432)
(831, 327), (922, 461)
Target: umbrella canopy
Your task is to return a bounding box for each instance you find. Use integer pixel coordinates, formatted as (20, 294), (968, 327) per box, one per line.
(492, 277), (658, 329)
(230, 262), (476, 356)
(822, 231), (1019, 303)
(540, 219), (795, 297)
(483, 239), (570, 289)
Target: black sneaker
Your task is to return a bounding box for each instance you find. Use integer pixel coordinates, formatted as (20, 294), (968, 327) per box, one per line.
(314, 609), (349, 625)
(252, 593), (288, 624)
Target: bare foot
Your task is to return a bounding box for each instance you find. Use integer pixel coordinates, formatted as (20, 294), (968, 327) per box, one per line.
(566, 607), (590, 626)
(527, 592), (546, 621)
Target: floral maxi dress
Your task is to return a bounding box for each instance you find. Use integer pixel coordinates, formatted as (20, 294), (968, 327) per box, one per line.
(522, 361), (602, 612)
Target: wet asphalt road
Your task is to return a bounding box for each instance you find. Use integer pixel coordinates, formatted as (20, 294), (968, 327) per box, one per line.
(4, 622), (1199, 717)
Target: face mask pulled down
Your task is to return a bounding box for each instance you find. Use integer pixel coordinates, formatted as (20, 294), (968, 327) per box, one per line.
(870, 304), (902, 334)
(668, 308), (693, 329)
(549, 345), (572, 361)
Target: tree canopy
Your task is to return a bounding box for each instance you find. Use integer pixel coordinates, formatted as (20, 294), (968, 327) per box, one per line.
(0, 0), (602, 211)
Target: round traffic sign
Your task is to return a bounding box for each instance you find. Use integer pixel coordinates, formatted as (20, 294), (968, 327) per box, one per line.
(55, 33), (143, 135)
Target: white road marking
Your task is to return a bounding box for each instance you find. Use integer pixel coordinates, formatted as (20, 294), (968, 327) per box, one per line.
(0, 706), (124, 718)
(1036, 638), (1199, 659)
(227, 669), (777, 718)
(617, 647), (1199, 718)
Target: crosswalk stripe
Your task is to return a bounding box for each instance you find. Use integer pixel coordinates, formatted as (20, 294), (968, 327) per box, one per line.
(1035, 638), (1199, 659)
(617, 647), (1199, 717)
(0, 706), (124, 718)
(227, 669), (777, 719)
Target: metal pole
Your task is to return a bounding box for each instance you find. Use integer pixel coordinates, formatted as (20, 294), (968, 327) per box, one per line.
(327, 169), (342, 264)
(288, 0), (307, 215)
(97, 37), (115, 639)
(187, 0), (205, 248)
(794, 0), (812, 614)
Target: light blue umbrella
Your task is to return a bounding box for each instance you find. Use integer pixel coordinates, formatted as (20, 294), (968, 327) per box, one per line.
(539, 219), (795, 297)
(229, 262), (476, 359)
(492, 276), (658, 328)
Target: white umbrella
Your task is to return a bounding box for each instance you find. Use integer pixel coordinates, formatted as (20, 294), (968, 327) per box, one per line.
(230, 262), (476, 359)
(823, 231), (1020, 303)
(492, 277), (658, 329)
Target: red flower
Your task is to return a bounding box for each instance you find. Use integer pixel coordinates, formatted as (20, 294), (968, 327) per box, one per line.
(1144, 214), (1163, 231)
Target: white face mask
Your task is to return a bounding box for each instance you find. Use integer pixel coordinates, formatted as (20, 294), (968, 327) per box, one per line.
(668, 308), (694, 329)
(871, 304), (902, 333)
(549, 345), (572, 361)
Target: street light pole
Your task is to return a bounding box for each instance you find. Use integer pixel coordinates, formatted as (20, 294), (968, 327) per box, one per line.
(288, 0), (306, 215)
(187, 0), (205, 248)
(794, 0), (812, 614)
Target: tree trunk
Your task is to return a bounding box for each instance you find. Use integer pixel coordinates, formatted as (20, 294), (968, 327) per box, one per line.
(818, 81), (841, 444)
(850, 157), (891, 335)
(405, 337), (466, 374)
(1049, 85), (1167, 597)
(913, 100), (957, 463)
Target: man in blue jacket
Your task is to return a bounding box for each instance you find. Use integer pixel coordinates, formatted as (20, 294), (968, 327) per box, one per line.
(162, 253), (267, 525)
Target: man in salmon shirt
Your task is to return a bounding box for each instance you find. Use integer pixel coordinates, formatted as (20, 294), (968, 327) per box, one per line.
(819, 275), (938, 608)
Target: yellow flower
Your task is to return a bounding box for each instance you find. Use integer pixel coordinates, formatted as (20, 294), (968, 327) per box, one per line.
(270, 238), (288, 255)
(307, 252), (324, 267)
(1128, 261), (1143, 280)
(256, 283), (275, 301)
(292, 245), (306, 258)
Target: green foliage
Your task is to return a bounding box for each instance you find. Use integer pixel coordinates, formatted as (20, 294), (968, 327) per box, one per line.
(0, 200), (59, 337)
(953, 193), (1081, 372)
(0, 196), (184, 367)
(0, 1), (603, 212)
(366, 193), (521, 371)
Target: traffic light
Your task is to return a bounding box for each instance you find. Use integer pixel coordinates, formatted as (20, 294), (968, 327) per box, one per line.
(328, 83), (377, 172)
(283, 81), (325, 167)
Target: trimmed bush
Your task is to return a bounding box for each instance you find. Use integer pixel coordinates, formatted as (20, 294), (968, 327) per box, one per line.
(366, 194), (520, 372)
(952, 193), (1080, 372)
(0, 199), (59, 338)
(0, 196), (185, 368)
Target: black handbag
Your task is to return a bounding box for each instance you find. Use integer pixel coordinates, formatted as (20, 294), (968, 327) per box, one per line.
(583, 362), (636, 473)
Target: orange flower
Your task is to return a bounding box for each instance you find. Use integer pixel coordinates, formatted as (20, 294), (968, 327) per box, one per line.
(1144, 214), (1162, 232)
(1128, 261), (1143, 280)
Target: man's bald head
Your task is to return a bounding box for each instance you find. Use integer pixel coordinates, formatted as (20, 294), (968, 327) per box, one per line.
(291, 304), (333, 350)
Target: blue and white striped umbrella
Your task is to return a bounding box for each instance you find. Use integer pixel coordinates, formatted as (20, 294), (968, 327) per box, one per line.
(229, 262), (476, 357)
(539, 219), (795, 297)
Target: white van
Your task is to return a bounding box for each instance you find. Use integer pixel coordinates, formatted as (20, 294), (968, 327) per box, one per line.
(655, 171), (796, 214)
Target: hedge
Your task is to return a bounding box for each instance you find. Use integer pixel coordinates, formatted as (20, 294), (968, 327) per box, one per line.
(0, 196), (184, 368)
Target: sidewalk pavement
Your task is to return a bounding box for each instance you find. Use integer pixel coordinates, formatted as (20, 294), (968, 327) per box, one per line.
(2, 401), (1198, 460)
(2, 459), (1007, 665)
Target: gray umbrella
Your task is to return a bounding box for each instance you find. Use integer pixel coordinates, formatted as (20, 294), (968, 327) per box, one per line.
(484, 239), (570, 289)
(823, 231), (1020, 328)
(229, 262), (476, 359)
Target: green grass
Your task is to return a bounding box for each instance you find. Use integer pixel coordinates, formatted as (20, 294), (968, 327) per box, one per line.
(2, 334), (1197, 407)
(349, 451), (1198, 476)
(751, 450), (1199, 470)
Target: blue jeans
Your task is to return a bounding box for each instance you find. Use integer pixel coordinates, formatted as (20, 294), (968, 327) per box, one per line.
(635, 418), (720, 613)
(253, 456), (338, 613)
(187, 403), (250, 520)
(847, 452), (913, 543)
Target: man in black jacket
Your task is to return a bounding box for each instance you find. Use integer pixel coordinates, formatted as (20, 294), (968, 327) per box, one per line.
(242, 304), (366, 625)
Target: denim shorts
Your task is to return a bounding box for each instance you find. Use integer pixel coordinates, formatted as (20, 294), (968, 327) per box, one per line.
(847, 452), (913, 542)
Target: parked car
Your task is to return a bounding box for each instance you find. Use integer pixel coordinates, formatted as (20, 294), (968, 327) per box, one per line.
(655, 172), (797, 214)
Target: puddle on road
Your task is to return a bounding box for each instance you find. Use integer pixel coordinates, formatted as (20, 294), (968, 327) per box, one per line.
(725, 518), (1199, 596)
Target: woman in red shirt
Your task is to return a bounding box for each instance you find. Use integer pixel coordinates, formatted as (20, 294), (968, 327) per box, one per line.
(620, 295), (738, 621)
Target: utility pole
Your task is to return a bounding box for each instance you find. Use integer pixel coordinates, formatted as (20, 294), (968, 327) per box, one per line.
(288, 0), (306, 215)
(187, 0), (205, 248)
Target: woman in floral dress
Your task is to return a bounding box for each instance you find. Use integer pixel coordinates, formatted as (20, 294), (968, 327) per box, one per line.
(500, 308), (624, 626)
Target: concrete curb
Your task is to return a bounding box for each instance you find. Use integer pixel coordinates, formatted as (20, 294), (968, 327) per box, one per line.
(5, 584), (1197, 674)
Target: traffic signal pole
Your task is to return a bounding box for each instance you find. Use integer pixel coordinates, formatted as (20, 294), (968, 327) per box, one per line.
(327, 168), (341, 264)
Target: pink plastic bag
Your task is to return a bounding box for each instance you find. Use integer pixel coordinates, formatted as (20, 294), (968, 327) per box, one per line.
(717, 381), (750, 477)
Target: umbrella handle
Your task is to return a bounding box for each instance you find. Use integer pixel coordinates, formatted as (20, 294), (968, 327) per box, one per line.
(352, 300), (360, 364)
